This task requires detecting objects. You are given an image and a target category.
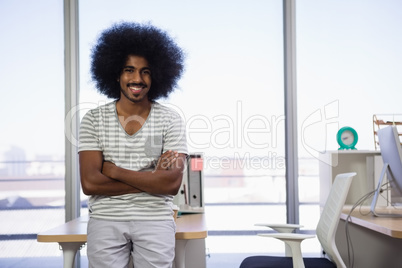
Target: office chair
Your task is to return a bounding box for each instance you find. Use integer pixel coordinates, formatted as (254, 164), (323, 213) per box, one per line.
(240, 172), (356, 268)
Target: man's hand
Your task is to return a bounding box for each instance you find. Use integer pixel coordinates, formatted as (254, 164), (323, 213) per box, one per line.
(155, 150), (179, 171)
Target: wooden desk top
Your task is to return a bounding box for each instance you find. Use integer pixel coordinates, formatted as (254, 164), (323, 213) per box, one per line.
(341, 206), (402, 238)
(37, 213), (207, 243)
(175, 213), (207, 240)
(37, 216), (87, 243)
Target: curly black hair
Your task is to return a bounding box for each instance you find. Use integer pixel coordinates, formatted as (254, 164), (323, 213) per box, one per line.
(90, 22), (185, 101)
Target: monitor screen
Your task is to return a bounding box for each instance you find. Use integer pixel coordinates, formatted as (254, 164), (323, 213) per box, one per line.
(378, 126), (402, 205)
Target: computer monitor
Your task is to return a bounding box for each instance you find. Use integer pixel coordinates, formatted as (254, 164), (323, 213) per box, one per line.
(370, 125), (402, 217)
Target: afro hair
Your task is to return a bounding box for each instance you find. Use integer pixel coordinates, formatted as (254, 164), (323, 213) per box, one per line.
(90, 22), (185, 101)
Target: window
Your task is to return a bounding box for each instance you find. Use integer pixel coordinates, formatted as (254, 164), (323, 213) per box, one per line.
(3, 1), (400, 266)
(297, 0), (402, 228)
(0, 0), (65, 264)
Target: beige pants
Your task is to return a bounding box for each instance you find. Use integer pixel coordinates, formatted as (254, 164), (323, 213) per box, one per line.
(87, 218), (176, 268)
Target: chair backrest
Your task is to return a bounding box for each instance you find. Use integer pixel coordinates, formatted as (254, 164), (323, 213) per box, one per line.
(316, 172), (356, 268)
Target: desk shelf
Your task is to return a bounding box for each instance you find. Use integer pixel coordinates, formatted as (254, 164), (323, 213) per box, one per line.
(319, 151), (383, 207)
(373, 114), (402, 150)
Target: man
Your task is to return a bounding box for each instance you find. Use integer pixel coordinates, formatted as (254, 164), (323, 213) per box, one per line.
(78, 22), (187, 268)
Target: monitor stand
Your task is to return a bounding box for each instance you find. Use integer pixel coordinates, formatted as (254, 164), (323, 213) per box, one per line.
(370, 163), (402, 217)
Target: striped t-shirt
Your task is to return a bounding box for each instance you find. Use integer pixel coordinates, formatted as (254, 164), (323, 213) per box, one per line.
(78, 101), (188, 221)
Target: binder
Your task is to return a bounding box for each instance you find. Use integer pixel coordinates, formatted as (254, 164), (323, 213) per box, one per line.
(173, 153), (204, 213)
(188, 154), (203, 208)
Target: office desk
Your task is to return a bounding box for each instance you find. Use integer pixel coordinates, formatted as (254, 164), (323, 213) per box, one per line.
(37, 214), (207, 268)
(335, 206), (402, 268)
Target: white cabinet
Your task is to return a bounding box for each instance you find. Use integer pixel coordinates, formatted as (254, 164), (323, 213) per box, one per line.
(184, 239), (206, 268)
(319, 151), (385, 207)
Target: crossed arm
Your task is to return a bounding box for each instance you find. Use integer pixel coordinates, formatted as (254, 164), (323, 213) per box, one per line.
(79, 150), (187, 196)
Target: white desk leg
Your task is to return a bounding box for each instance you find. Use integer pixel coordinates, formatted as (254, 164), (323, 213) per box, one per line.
(59, 242), (85, 268)
(174, 240), (188, 268)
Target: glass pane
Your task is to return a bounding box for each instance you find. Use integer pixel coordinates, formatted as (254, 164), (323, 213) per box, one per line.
(297, 0), (402, 224)
(79, 0), (285, 259)
(0, 0), (65, 265)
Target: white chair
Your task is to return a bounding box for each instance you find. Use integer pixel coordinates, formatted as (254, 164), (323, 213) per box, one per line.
(240, 172), (356, 268)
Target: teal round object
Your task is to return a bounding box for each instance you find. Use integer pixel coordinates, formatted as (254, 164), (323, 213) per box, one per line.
(337, 126), (358, 150)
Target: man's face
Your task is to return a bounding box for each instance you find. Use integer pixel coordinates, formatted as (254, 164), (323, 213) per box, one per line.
(119, 55), (152, 104)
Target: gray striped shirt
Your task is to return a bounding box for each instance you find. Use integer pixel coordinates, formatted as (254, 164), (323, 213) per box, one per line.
(78, 101), (188, 221)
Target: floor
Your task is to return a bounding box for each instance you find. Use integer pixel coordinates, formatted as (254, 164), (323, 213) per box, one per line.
(0, 253), (256, 268)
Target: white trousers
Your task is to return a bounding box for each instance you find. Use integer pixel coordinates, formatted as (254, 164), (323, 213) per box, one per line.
(87, 218), (176, 268)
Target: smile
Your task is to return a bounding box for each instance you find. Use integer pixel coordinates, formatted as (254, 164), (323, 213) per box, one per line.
(127, 83), (146, 94)
(129, 86), (143, 94)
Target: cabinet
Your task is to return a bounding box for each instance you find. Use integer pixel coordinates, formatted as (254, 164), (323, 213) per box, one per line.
(319, 151), (385, 207)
